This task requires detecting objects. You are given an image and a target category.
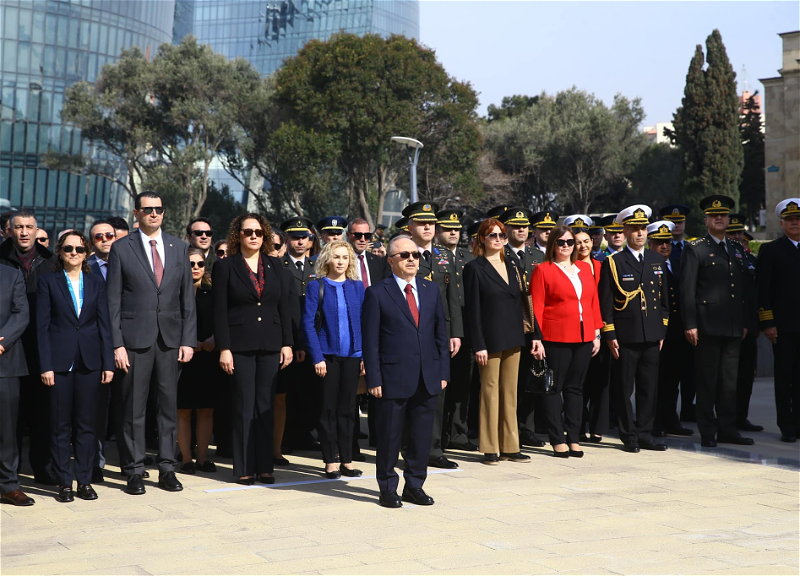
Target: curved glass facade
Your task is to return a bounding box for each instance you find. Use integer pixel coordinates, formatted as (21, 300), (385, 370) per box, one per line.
(0, 0), (174, 233)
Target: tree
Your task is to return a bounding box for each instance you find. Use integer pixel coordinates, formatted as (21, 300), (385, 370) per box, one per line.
(487, 95), (539, 123)
(739, 92), (765, 228)
(628, 143), (683, 212)
(199, 182), (245, 239)
(666, 30), (744, 234)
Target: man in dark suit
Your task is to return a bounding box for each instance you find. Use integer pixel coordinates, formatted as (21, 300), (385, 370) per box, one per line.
(185, 217), (216, 272)
(756, 198), (800, 442)
(681, 195), (752, 447)
(0, 264), (35, 506)
(599, 205), (669, 453)
(362, 236), (449, 508)
(648, 221), (694, 438)
(404, 201), (463, 469)
(107, 191), (197, 495)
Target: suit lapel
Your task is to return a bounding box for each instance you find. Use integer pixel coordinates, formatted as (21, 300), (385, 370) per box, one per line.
(56, 272), (79, 320)
(130, 231), (158, 288)
(384, 280), (417, 328)
(232, 254), (259, 299)
(77, 274), (94, 322)
(478, 257), (514, 294)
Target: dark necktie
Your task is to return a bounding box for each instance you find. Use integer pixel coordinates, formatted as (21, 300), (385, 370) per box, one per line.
(720, 241), (728, 258)
(423, 250), (431, 265)
(149, 239), (163, 286)
(359, 254), (369, 288)
(517, 250), (525, 262)
(296, 260), (304, 272)
(405, 284), (419, 327)
(638, 253), (643, 264)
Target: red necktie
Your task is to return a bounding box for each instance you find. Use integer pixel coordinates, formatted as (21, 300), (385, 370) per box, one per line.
(359, 254), (369, 289)
(150, 239), (164, 286)
(405, 284), (419, 327)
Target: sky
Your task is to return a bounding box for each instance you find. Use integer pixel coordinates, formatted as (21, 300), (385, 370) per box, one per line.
(419, 1), (799, 125)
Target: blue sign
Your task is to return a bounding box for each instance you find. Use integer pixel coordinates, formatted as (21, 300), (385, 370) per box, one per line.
(767, 165), (780, 173)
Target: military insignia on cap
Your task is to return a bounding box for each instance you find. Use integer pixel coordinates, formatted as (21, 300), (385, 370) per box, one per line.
(423, 204), (431, 212)
(296, 220), (302, 227)
(331, 219), (337, 226)
(789, 202), (799, 211)
(731, 217), (739, 224)
(574, 218), (585, 227)
(712, 200), (721, 208)
(659, 224), (670, 235)
(516, 211), (524, 219)
(544, 213), (553, 223)
(672, 208), (680, 215)
(634, 209), (645, 219)
(449, 212), (458, 221)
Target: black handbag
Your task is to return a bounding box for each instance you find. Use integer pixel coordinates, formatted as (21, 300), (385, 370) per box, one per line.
(525, 357), (556, 395)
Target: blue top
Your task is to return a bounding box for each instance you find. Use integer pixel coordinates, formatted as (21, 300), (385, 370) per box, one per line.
(302, 277), (365, 364)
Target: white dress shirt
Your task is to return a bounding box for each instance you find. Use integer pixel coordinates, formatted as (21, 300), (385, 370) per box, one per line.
(138, 229), (165, 272)
(356, 252), (372, 286)
(627, 245), (645, 261)
(393, 274), (419, 309)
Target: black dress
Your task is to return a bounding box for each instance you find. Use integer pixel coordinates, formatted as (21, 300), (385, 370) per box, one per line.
(178, 285), (219, 409)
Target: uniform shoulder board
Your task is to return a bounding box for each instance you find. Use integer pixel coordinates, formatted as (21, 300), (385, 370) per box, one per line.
(283, 259), (289, 266)
(690, 239), (702, 245)
(729, 238), (742, 246)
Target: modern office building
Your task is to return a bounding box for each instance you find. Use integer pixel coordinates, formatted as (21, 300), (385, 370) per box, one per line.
(0, 0), (175, 233)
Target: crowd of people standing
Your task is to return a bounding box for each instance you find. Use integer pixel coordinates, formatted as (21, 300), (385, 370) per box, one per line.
(0, 191), (797, 509)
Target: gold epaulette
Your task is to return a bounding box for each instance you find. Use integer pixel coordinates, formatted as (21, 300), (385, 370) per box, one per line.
(663, 318), (669, 326)
(601, 323), (615, 333)
(758, 308), (774, 321)
(606, 253), (646, 313)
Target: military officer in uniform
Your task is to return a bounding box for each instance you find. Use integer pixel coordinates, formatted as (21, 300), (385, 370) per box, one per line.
(659, 204), (690, 278)
(394, 217), (409, 234)
(648, 221), (694, 438)
(681, 195), (753, 447)
(278, 217), (321, 454)
(725, 214), (763, 433)
(529, 211), (558, 254)
(317, 216), (347, 245)
(564, 214), (592, 233)
(756, 198), (800, 442)
(436, 209), (476, 451)
(599, 215), (625, 258)
(467, 221), (482, 250)
(403, 202), (464, 468)
(588, 220), (606, 261)
(599, 205), (669, 453)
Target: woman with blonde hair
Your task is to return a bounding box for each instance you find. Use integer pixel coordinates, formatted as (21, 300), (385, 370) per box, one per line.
(302, 240), (366, 478)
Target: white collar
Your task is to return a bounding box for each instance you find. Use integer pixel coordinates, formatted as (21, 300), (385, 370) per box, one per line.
(289, 254), (305, 265)
(627, 246), (645, 259)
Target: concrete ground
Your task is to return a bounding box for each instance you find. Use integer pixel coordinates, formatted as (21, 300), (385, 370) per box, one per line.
(1, 377), (798, 575)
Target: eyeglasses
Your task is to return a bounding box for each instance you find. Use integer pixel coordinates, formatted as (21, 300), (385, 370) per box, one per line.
(215, 249), (227, 257)
(555, 238), (576, 247)
(273, 243), (282, 251)
(485, 232), (507, 240)
(389, 251), (421, 260)
(93, 232), (115, 241)
(192, 229), (212, 237)
(350, 232), (371, 240)
(36, 237), (48, 243)
(139, 206), (165, 215)
(190, 261), (206, 268)
(240, 228), (264, 238)
(61, 245), (86, 254)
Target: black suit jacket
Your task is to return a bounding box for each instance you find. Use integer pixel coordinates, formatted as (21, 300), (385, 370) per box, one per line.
(357, 250), (390, 288)
(0, 264), (29, 378)
(756, 235), (800, 334)
(464, 256), (536, 354)
(416, 246), (464, 339)
(680, 235), (746, 338)
(504, 243), (543, 292)
(107, 230), (197, 350)
(36, 271), (114, 373)
(281, 255), (317, 349)
(213, 253), (294, 353)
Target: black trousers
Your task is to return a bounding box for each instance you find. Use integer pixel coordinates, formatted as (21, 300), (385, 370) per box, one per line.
(655, 326), (687, 432)
(442, 344), (472, 449)
(231, 351), (279, 477)
(283, 358), (321, 447)
(735, 330), (758, 424)
(695, 335), (740, 439)
(542, 341), (593, 445)
(0, 377), (21, 494)
(93, 372), (112, 469)
(115, 337), (179, 476)
(679, 343), (697, 419)
(50, 368), (101, 486)
(213, 372), (233, 455)
(375, 379), (437, 494)
(518, 333), (546, 437)
(614, 341), (660, 446)
(428, 383), (447, 460)
(17, 373), (52, 478)
(318, 356), (360, 464)
(582, 344), (610, 436)
(773, 332), (800, 437)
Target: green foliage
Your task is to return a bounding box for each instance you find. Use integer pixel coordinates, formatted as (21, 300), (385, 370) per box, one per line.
(667, 30), (744, 235)
(739, 92), (765, 228)
(199, 182), (245, 240)
(628, 143), (683, 212)
(486, 95), (539, 123)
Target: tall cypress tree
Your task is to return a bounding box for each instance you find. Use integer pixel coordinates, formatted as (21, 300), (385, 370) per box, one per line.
(739, 92), (765, 228)
(668, 30), (744, 235)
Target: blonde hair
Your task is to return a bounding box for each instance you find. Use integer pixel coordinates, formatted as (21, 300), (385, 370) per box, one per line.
(314, 240), (358, 280)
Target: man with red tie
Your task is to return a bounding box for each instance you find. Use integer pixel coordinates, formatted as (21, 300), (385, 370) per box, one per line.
(361, 236), (449, 508)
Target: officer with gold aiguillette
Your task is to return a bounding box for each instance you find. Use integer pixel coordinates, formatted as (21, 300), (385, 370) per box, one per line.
(598, 205), (669, 453)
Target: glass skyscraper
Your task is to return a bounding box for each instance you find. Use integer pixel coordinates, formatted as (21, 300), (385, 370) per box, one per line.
(0, 0), (174, 233)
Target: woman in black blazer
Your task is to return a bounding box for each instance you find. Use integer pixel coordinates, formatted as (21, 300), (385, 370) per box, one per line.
(37, 231), (114, 503)
(464, 218), (544, 465)
(213, 213), (294, 485)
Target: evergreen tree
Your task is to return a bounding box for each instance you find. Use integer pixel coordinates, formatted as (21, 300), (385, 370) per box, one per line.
(667, 30), (744, 235)
(739, 92), (765, 228)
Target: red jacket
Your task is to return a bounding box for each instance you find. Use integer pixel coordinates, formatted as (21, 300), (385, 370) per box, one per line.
(530, 260), (603, 343)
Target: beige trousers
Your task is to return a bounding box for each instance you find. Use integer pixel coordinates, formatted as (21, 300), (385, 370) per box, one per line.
(478, 347), (521, 455)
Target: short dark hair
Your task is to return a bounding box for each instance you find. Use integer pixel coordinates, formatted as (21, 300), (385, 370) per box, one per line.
(134, 191), (161, 210)
(55, 230), (92, 273)
(9, 209), (36, 228)
(89, 219), (113, 234)
(1, 211), (13, 231)
(106, 216), (130, 233)
(186, 217), (212, 237)
(348, 218), (370, 231)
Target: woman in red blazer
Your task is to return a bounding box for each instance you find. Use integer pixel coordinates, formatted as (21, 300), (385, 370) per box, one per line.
(530, 226), (603, 457)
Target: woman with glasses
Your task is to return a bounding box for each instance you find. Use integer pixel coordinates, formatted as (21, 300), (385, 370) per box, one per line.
(176, 248), (219, 475)
(529, 225), (603, 458)
(302, 240), (365, 479)
(464, 219), (544, 465)
(212, 213), (294, 485)
(36, 231), (114, 502)
(213, 240), (228, 260)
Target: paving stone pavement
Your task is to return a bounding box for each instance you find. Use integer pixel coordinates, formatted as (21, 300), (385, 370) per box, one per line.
(1, 377), (798, 575)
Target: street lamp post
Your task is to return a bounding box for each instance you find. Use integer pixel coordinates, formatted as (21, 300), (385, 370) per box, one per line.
(391, 136), (423, 204)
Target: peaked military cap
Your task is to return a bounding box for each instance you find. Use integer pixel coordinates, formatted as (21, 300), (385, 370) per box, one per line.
(402, 201), (439, 222)
(317, 216), (347, 232)
(487, 205), (511, 220)
(616, 204), (652, 226)
(499, 207), (532, 227)
(280, 216), (314, 237)
(563, 214), (593, 230)
(699, 195), (735, 215)
(395, 216), (410, 232)
(599, 214), (623, 233)
(436, 209), (464, 229)
(647, 220), (675, 240)
(530, 211), (559, 229)
(776, 198), (800, 219)
(726, 213), (746, 233)
(659, 204), (690, 222)
(467, 221), (482, 238)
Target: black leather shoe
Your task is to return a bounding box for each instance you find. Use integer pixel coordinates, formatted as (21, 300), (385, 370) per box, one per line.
(552, 448), (570, 458)
(780, 434), (797, 443)
(91, 467), (105, 483)
(500, 452), (531, 462)
(402, 487), (434, 506)
(258, 474), (275, 484)
(379, 491), (402, 508)
(520, 433), (546, 448)
(640, 440), (667, 451)
(340, 466), (362, 477)
(568, 449), (584, 458)
(76, 484), (98, 500)
(141, 470), (150, 479)
(158, 471), (183, 492)
(701, 438), (717, 448)
(352, 452), (366, 462)
(178, 461), (196, 475)
(126, 474), (146, 495)
(483, 453), (500, 465)
(236, 477), (255, 486)
(622, 444), (640, 453)
(196, 460), (217, 473)
(717, 434), (754, 446)
(56, 486), (74, 503)
(737, 420), (764, 432)
(325, 469), (341, 479)
(665, 426), (694, 436)
(428, 456), (458, 469)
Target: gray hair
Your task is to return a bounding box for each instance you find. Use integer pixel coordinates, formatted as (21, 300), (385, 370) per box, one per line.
(9, 209), (37, 228)
(386, 234), (413, 257)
